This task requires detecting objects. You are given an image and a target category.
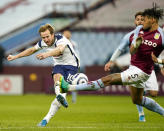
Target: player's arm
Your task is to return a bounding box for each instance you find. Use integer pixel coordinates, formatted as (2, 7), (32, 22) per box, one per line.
(7, 47), (38, 61)
(160, 67), (164, 76)
(104, 49), (122, 71)
(151, 52), (164, 64)
(36, 44), (66, 60)
(130, 36), (143, 55)
(130, 25), (143, 55)
(151, 52), (164, 76)
(104, 32), (131, 71)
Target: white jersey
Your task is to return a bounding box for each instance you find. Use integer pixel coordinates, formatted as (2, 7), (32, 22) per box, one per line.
(34, 34), (80, 67)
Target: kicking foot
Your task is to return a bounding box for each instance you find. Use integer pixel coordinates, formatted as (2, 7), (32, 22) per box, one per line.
(56, 94), (68, 108)
(59, 76), (69, 93)
(37, 119), (47, 127)
(139, 115), (146, 122)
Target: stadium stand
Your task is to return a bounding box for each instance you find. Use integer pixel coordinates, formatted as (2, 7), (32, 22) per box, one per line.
(1, 0), (164, 70)
(73, 0), (164, 28)
(0, 0), (97, 38)
(0, 0), (97, 54)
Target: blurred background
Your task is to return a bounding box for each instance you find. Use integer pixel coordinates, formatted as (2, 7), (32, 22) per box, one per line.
(0, 0), (164, 95)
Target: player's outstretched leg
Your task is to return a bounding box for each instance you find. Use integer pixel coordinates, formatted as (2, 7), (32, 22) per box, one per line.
(56, 94), (68, 108)
(59, 76), (103, 92)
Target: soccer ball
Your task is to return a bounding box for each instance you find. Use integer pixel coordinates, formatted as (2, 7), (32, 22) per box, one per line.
(71, 73), (88, 85)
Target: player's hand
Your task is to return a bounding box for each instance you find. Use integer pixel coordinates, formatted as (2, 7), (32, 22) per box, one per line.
(160, 67), (164, 76)
(7, 55), (16, 61)
(151, 52), (158, 63)
(36, 53), (48, 60)
(135, 36), (143, 48)
(104, 61), (115, 71)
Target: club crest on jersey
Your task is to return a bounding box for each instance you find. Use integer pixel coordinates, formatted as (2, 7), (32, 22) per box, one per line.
(154, 33), (160, 40)
(139, 31), (144, 35)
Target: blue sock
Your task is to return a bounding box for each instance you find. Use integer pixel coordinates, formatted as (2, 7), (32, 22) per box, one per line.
(136, 105), (144, 115)
(93, 79), (105, 89)
(71, 79), (104, 91)
(141, 96), (164, 116)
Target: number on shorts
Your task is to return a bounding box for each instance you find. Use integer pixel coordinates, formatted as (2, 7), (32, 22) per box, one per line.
(131, 74), (138, 79)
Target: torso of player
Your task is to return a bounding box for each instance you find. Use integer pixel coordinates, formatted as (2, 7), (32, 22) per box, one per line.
(129, 27), (164, 74)
(35, 34), (79, 67)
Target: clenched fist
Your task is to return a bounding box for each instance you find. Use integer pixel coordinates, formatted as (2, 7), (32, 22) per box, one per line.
(7, 55), (16, 61)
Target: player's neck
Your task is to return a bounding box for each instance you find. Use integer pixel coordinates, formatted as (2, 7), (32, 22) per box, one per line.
(52, 37), (55, 45)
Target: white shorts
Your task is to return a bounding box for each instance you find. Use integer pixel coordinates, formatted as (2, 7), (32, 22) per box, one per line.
(144, 70), (159, 91)
(121, 65), (158, 90)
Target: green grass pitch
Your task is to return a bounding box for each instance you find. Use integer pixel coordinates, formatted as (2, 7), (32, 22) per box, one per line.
(0, 94), (164, 131)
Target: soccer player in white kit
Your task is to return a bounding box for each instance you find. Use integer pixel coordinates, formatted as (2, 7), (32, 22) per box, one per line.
(7, 24), (80, 126)
(59, 5), (164, 119)
(105, 11), (160, 122)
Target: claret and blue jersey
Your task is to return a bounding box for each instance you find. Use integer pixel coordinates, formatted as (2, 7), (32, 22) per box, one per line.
(130, 26), (164, 74)
(116, 25), (164, 75)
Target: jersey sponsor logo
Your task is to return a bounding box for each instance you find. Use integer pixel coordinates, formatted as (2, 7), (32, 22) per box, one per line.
(143, 40), (157, 47)
(154, 33), (160, 40)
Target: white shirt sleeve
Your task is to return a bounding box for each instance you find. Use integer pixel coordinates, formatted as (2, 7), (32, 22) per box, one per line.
(56, 37), (67, 47)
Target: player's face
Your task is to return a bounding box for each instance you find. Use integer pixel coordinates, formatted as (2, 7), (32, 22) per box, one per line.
(63, 31), (71, 40)
(135, 15), (144, 26)
(40, 29), (54, 46)
(143, 16), (153, 30)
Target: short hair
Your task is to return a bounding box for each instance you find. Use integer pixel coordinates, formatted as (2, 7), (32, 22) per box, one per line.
(38, 24), (55, 35)
(142, 3), (164, 21)
(63, 30), (71, 39)
(135, 11), (143, 18)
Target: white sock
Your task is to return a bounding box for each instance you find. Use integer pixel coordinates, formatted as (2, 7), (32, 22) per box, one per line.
(141, 96), (164, 116)
(43, 98), (61, 123)
(68, 79), (104, 91)
(55, 81), (60, 95)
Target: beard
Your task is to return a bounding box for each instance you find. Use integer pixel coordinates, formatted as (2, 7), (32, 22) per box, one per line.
(143, 26), (151, 31)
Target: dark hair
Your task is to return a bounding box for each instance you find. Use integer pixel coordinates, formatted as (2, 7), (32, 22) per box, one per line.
(135, 11), (143, 18)
(38, 24), (55, 35)
(142, 3), (164, 21)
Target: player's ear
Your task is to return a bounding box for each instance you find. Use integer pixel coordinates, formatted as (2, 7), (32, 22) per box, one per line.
(152, 18), (157, 24)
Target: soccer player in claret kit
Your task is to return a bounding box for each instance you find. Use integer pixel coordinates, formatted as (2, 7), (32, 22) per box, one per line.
(105, 11), (164, 122)
(59, 4), (164, 119)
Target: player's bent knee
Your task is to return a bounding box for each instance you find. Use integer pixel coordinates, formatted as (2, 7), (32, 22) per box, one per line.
(132, 98), (142, 105)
